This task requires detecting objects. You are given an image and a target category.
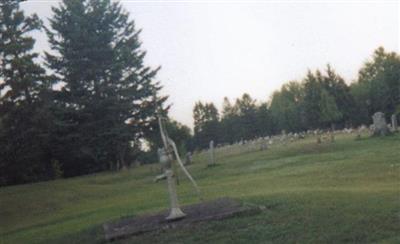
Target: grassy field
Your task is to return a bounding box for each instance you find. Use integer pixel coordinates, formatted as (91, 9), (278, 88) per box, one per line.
(1, 133), (399, 244)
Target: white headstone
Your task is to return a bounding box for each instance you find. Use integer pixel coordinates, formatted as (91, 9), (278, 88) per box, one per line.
(391, 114), (398, 131)
(209, 140), (215, 166)
(372, 112), (390, 136)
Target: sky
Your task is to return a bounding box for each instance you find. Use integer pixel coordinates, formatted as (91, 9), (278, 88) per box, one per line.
(21, 0), (399, 128)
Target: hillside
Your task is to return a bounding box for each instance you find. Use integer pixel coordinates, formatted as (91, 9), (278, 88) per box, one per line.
(1, 133), (399, 244)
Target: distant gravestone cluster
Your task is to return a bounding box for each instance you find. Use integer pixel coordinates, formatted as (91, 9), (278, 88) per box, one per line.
(198, 111), (398, 158)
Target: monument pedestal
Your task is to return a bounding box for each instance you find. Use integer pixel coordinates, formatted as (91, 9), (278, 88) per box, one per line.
(103, 197), (263, 242)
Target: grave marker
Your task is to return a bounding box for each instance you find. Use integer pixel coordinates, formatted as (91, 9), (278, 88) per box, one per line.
(391, 114), (398, 131)
(208, 140), (215, 166)
(372, 112), (390, 136)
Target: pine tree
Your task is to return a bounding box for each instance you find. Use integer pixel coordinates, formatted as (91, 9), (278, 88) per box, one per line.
(303, 70), (323, 129)
(319, 89), (342, 128)
(323, 64), (355, 127)
(0, 0), (52, 185)
(270, 82), (305, 133)
(234, 93), (258, 139)
(46, 0), (166, 175)
(193, 101), (219, 148)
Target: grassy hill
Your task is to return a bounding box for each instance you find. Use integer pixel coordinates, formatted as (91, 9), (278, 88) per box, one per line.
(1, 133), (399, 244)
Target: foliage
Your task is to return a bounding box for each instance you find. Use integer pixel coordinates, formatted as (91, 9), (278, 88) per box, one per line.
(270, 81), (305, 132)
(351, 47), (400, 120)
(193, 101), (219, 148)
(45, 0), (166, 175)
(319, 88), (342, 126)
(0, 0), (54, 185)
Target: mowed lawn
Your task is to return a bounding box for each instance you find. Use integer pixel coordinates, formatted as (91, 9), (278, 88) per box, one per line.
(1, 133), (399, 244)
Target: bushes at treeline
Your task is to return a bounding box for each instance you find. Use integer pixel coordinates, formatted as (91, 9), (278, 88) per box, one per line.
(0, 0), (167, 186)
(192, 48), (400, 149)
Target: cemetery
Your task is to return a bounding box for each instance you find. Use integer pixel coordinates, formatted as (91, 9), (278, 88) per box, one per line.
(1, 129), (399, 243)
(1, 1), (399, 244)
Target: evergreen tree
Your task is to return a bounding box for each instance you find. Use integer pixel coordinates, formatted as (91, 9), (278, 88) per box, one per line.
(322, 64), (356, 127)
(193, 101), (219, 148)
(220, 97), (237, 143)
(303, 70), (323, 129)
(270, 82), (305, 132)
(234, 93), (258, 139)
(255, 102), (274, 136)
(46, 0), (166, 175)
(319, 89), (342, 128)
(0, 0), (53, 185)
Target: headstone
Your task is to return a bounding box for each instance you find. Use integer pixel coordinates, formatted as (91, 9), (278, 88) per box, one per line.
(185, 152), (193, 165)
(391, 114), (398, 131)
(316, 134), (322, 144)
(260, 141), (268, 151)
(356, 127), (361, 140)
(330, 131), (335, 142)
(372, 112), (390, 136)
(316, 130), (324, 144)
(208, 140), (215, 166)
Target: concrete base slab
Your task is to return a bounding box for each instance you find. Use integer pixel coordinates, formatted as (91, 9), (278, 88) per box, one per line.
(103, 197), (262, 242)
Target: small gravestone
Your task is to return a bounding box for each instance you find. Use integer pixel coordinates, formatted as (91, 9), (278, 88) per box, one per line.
(316, 132), (322, 144)
(184, 152), (193, 165)
(391, 114), (398, 132)
(372, 112), (390, 136)
(355, 127), (361, 140)
(208, 140), (215, 167)
(260, 141), (268, 151)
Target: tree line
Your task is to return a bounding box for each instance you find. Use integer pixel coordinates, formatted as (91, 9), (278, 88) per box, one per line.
(191, 48), (400, 149)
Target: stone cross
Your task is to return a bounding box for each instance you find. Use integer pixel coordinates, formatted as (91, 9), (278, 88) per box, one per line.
(209, 140), (215, 166)
(391, 114), (398, 132)
(372, 112), (390, 136)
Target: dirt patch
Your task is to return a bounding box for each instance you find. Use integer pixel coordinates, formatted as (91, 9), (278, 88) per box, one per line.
(103, 197), (263, 241)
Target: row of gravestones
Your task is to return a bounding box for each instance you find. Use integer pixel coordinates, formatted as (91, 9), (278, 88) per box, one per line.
(204, 112), (398, 165)
(180, 111), (399, 168)
(205, 132), (309, 166)
(177, 111), (399, 168)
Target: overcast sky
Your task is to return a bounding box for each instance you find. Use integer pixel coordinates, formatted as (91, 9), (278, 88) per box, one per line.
(22, 0), (399, 128)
